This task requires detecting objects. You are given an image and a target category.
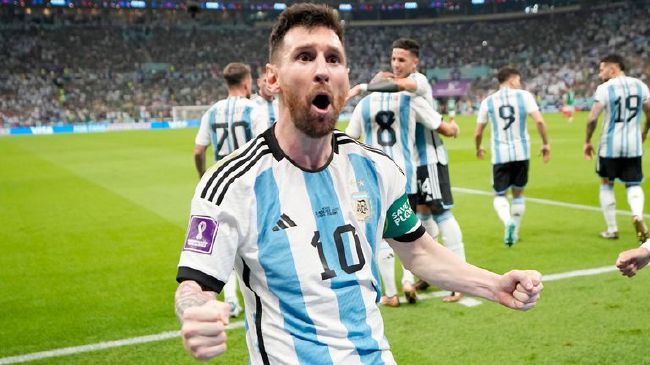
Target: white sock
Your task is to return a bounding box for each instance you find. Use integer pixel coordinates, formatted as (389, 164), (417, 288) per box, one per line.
(600, 185), (618, 233)
(223, 271), (239, 305)
(511, 197), (526, 233)
(378, 246), (398, 297)
(493, 195), (511, 226)
(418, 213), (439, 240)
(401, 266), (415, 286)
(437, 214), (466, 262)
(626, 185), (645, 218)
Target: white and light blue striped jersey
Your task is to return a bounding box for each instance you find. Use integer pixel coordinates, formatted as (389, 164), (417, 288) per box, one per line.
(251, 94), (279, 136)
(414, 125), (448, 167)
(195, 96), (258, 161)
(346, 92), (442, 194)
(593, 76), (650, 158)
(408, 71), (434, 105)
(178, 127), (424, 365)
(477, 87), (539, 164)
(408, 71), (447, 168)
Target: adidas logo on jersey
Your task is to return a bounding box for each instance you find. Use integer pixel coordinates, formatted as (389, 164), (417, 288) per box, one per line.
(272, 213), (297, 231)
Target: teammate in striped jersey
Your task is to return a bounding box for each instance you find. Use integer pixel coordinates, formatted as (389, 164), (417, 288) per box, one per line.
(350, 38), (467, 303)
(345, 89), (458, 306)
(193, 62), (257, 317)
(174, 5), (543, 363)
(251, 73), (279, 136)
(194, 62), (258, 177)
(584, 54), (650, 243)
(474, 66), (550, 246)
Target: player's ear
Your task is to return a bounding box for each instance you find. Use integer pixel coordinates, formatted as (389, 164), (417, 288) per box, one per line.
(265, 63), (280, 94)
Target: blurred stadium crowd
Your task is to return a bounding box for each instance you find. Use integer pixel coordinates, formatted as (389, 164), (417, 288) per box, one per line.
(1, 1), (649, 127)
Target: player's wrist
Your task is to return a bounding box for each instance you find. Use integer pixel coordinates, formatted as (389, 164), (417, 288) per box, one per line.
(359, 83), (368, 92)
(641, 240), (650, 253)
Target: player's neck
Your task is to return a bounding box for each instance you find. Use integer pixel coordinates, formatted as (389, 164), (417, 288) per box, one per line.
(228, 87), (249, 98)
(275, 120), (333, 171)
(610, 71), (625, 79)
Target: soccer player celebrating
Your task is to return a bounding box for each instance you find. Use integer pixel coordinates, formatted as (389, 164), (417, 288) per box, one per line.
(175, 4), (543, 363)
(474, 66), (551, 247)
(194, 62), (258, 177)
(345, 73), (458, 306)
(347, 38), (467, 303)
(584, 54), (650, 243)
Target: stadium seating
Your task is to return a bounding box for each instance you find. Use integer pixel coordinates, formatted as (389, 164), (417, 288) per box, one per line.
(1, 1), (648, 126)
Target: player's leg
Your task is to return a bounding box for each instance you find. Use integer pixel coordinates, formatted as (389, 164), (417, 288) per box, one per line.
(622, 157), (647, 243)
(597, 157), (618, 239)
(377, 240), (399, 307)
(223, 271), (242, 317)
(510, 161), (529, 241)
(599, 181), (618, 239)
(435, 210), (465, 302)
(493, 163), (517, 245)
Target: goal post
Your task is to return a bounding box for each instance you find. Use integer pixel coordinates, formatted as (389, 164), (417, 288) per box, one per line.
(172, 105), (211, 123)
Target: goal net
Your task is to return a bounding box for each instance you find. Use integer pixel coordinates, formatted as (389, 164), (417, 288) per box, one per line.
(172, 105), (211, 123)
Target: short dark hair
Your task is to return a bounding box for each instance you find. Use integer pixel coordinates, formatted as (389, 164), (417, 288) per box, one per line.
(223, 63), (251, 87)
(600, 54), (626, 72)
(269, 3), (344, 64)
(391, 38), (420, 58)
(497, 66), (520, 84)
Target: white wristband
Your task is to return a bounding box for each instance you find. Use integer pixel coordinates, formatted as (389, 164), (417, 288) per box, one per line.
(641, 240), (650, 253)
(360, 83), (368, 92)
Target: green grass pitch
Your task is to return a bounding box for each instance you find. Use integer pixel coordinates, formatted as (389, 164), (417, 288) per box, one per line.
(1, 112), (649, 364)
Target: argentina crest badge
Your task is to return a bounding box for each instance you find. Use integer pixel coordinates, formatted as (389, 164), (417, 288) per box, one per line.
(352, 191), (371, 222)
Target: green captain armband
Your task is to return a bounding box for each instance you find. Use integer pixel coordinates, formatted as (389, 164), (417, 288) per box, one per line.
(383, 194), (422, 241)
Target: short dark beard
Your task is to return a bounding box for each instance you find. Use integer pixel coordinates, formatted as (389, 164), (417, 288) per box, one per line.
(284, 87), (344, 138)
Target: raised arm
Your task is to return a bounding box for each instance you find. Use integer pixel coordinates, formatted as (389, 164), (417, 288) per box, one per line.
(175, 280), (231, 361)
(529, 110), (550, 163)
(388, 234), (542, 310)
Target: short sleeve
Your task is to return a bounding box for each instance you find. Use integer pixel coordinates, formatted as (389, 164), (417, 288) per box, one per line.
(476, 99), (489, 125)
(408, 72), (431, 98)
(412, 96), (442, 131)
(524, 91), (539, 114)
(195, 109), (212, 146)
(593, 84), (607, 105)
(176, 175), (242, 293)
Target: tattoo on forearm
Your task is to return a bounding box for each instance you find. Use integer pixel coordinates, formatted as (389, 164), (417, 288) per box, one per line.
(174, 282), (213, 322)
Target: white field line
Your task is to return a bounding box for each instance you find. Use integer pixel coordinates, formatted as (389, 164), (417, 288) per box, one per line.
(0, 266), (618, 365)
(452, 187), (650, 219)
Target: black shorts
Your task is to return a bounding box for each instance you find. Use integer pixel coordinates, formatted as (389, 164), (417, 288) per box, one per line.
(492, 160), (529, 194)
(415, 163), (453, 215)
(597, 156), (643, 184)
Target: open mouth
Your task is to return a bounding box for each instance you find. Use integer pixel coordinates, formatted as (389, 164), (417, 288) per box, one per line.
(311, 93), (332, 111)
